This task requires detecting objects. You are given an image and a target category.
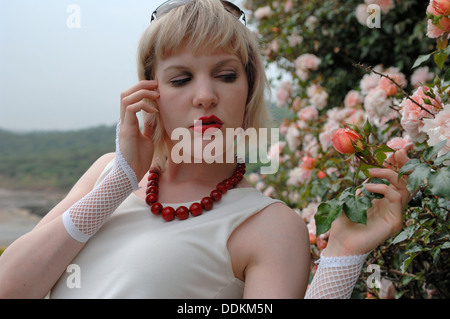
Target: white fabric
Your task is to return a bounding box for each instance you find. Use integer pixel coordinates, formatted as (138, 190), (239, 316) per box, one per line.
(305, 250), (369, 299)
(61, 121), (139, 243)
(51, 161), (281, 298)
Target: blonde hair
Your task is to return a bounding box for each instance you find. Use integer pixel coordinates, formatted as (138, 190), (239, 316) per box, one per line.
(137, 0), (272, 163)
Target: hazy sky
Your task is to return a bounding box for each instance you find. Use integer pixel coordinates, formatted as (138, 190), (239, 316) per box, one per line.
(0, 0), (170, 132)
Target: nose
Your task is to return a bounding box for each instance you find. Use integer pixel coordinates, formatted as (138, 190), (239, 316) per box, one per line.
(193, 78), (218, 109)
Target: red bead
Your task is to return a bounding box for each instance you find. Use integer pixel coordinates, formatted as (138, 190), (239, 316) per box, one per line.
(236, 164), (246, 174)
(146, 185), (158, 195)
(201, 197), (213, 210)
(161, 207), (175, 221)
(148, 173), (159, 181)
(210, 189), (222, 202)
(147, 180), (158, 187)
(189, 202), (203, 217)
(145, 193), (158, 206)
(150, 202), (163, 215)
(234, 171), (243, 181)
(149, 167), (160, 175)
(231, 176), (239, 186)
(223, 179), (233, 190)
(176, 206), (189, 220)
(216, 182), (227, 194)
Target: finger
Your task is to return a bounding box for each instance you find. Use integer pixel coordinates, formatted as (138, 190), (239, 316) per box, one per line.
(121, 80), (158, 99)
(122, 89), (159, 109)
(121, 90), (159, 122)
(364, 183), (402, 203)
(394, 149), (410, 168)
(369, 168), (406, 189)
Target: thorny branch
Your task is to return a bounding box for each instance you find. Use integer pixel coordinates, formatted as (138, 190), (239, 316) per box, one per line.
(353, 62), (436, 118)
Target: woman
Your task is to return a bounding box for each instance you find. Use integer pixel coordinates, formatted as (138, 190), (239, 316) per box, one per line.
(0, 0), (410, 299)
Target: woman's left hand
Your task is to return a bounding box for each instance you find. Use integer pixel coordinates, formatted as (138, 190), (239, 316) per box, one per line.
(325, 149), (412, 256)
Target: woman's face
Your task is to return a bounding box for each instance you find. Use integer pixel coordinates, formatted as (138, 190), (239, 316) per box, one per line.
(154, 47), (249, 159)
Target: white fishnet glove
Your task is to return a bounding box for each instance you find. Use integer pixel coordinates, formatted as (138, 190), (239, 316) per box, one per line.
(62, 121), (139, 243)
(305, 250), (369, 299)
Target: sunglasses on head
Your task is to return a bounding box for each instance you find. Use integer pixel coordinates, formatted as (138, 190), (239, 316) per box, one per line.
(151, 0), (246, 25)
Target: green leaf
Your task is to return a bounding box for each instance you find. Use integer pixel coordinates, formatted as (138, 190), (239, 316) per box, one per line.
(444, 68), (450, 82)
(434, 150), (450, 166)
(315, 199), (343, 236)
(400, 254), (417, 273)
(398, 158), (421, 179)
(428, 166), (450, 200)
(434, 52), (448, 70)
(406, 163), (431, 193)
(412, 53), (432, 68)
(342, 189), (371, 225)
(423, 140), (447, 162)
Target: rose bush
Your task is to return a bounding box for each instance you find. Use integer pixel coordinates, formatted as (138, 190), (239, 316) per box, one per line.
(244, 0), (450, 298)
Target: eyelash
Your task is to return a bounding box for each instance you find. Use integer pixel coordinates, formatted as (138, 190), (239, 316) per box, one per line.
(170, 73), (238, 87)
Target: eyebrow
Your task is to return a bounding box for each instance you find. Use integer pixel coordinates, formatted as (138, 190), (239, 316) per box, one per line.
(162, 58), (242, 73)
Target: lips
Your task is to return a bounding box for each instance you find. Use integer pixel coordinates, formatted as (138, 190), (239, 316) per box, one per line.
(191, 115), (224, 133)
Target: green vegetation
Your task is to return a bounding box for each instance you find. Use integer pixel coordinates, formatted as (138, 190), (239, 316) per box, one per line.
(0, 125), (116, 190)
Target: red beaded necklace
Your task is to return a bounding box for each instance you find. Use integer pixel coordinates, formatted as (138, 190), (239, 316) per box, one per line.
(145, 161), (246, 221)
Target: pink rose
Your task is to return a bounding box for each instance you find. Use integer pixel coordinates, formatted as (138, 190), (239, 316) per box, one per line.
(298, 105), (319, 121)
(411, 66), (434, 88)
(427, 19), (447, 38)
(387, 136), (414, 151)
(287, 166), (313, 185)
(267, 141), (286, 162)
(355, 4), (369, 26)
(431, 0), (450, 16)
(344, 90), (364, 108)
(422, 104), (450, 157)
(379, 278), (397, 299)
(331, 128), (364, 154)
(284, 0), (293, 12)
(254, 6), (271, 20)
(377, 77), (398, 96)
(319, 121), (340, 150)
(307, 84), (328, 110)
(295, 53), (321, 71)
(276, 81), (292, 107)
(400, 86), (440, 142)
(384, 135), (414, 168)
(378, 0), (395, 14)
(285, 124), (301, 151)
(360, 73), (381, 94)
(364, 88), (397, 126)
(300, 156), (316, 170)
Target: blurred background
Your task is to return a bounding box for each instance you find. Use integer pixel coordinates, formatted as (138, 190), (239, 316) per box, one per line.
(0, 0), (182, 246)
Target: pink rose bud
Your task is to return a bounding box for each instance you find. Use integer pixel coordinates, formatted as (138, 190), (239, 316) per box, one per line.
(432, 0), (450, 16)
(331, 128), (364, 154)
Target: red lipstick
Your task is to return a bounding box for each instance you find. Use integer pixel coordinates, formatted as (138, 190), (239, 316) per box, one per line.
(191, 115), (224, 133)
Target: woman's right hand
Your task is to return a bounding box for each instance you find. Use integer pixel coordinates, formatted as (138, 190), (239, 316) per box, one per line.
(118, 80), (160, 180)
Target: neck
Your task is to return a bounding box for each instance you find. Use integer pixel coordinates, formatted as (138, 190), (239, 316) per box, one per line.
(163, 156), (238, 186)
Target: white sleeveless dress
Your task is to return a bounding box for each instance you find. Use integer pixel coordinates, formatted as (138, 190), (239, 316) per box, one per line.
(50, 161), (281, 298)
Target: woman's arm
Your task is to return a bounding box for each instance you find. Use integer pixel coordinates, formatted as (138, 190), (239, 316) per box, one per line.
(235, 203), (311, 298)
(0, 80), (159, 298)
(0, 153), (114, 298)
(305, 149), (411, 299)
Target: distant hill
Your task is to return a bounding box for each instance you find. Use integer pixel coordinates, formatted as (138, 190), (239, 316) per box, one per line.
(0, 125), (116, 190)
(0, 104), (289, 191)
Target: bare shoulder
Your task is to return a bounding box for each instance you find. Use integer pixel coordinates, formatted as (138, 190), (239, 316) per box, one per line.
(236, 201), (310, 260)
(229, 201), (311, 298)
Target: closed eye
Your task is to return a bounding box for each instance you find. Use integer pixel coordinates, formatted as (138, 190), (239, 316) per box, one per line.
(170, 76), (192, 87)
(218, 73), (238, 83)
